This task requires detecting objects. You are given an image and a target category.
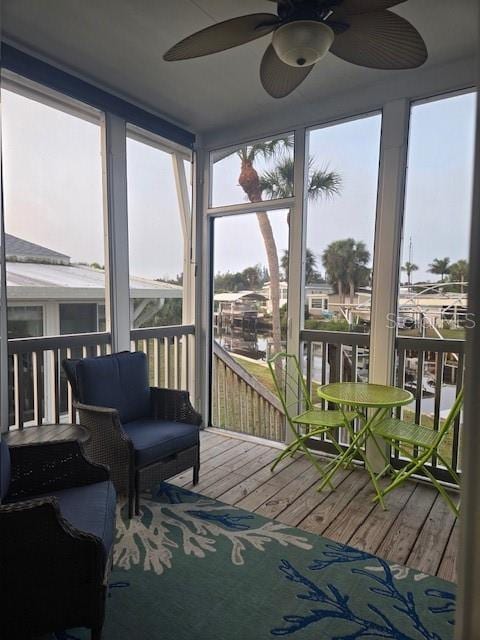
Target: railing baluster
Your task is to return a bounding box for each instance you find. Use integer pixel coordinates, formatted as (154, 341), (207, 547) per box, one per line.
(163, 337), (170, 388)
(173, 336), (181, 390)
(66, 347), (75, 424)
(452, 351), (465, 474)
(33, 351), (43, 426)
(305, 340), (312, 399)
(14, 353), (24, 430)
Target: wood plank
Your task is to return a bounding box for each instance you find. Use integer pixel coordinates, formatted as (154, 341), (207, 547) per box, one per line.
(237, 457), (312, 512)
(437, 521), (459, 583)
(407, 493), (457, 575)
(375, 484), (437, 566)
(195, 445), (280, 500)
(255, 462), (321, 520)
(199, 437), (241, 463)
(321, 475), (389, 545)
(298, 469), (371, 536)
(215, 451), (290, 504)
(172, 441), (256, 488)
(348, 481), (416, 554)
(223, 454), (307, 508)
(232, 446), (280, 478)
(276, 467), (352, 527)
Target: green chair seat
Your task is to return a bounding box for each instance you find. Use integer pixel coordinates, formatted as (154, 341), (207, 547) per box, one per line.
(294, 409), (357, 428)
(373, 418), (438, 448)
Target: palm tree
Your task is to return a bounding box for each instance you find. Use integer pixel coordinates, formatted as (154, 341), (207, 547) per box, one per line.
(401, 261), (418, 286)
(237, 140), (341, 358)
(449, 259), (468, 293)
(281, 248), (323, 284)
(428, 257), (451, 283)
(322, 239), (371, 304)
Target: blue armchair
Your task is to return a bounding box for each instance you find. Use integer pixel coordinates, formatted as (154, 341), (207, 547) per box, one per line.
(63, 351), (202, 518)
(0, 438), (116, 640)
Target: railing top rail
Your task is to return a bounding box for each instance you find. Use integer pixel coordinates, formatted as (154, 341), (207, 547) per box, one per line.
(130, 324), (195, 340)
(8, 331), (112, 355)
(300, 329), (370, 347)
(396, 335), (465, 354)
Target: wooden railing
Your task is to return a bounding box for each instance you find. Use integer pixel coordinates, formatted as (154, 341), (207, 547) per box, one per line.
(212, 342), (285, 442)
(7, 332), (111, 429)
(130, 324), (195, 391)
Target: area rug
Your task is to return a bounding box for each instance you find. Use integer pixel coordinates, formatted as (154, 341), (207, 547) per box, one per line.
(59, 483), (455, 640)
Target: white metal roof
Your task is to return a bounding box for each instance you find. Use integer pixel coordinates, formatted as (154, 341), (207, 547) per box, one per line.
(6, 262), (182, 301)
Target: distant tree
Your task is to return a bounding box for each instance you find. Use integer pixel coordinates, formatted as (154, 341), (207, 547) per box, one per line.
(242, 265), (266, 289)
(281, 248), (324, 284)
(322, 239), (370, 304)
(428, 257), (451, 283)
(401, 261), (418, 286)
(214, 265), (268, 293)
(448, 259), (469, 293)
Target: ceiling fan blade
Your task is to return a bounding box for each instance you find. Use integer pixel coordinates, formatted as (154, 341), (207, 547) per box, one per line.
(330, 10), (427, 69)
(163, 14), (279, 61)
(260, 44), (314, 98)
(338, 0), (407, 14)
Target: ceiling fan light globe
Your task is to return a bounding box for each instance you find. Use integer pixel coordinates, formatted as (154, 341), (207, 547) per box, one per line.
(272, 20), (334, 68)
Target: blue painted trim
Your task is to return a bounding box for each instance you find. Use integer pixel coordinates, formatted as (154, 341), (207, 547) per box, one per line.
(1, 44), (195, 149)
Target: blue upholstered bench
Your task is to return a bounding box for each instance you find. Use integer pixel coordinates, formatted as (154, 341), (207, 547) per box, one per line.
(0, 437), (116, 640)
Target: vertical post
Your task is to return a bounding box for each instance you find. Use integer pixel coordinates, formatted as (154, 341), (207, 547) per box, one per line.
(0, 79), (10, 432)
(103, 113), (131, 352)
(368, 99), (410, 468)
(285, 128), (307, 444)
(195, 144), (209, 421)
(173, 152), (196, 396)
(455, 71), (480, 640)
(0, 200), (8, 433)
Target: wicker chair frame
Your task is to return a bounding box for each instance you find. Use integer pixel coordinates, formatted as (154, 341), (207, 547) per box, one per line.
(0, 440), (114, 640)
(74, 387), (202, 518)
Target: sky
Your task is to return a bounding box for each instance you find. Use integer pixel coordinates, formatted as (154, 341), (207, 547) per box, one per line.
(1, 88), (477, 285)
(213, 93), (476, 283)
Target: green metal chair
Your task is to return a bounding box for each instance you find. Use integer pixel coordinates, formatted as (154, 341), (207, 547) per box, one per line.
(267, 352), (357, 488)
(372, 388), (463, 515)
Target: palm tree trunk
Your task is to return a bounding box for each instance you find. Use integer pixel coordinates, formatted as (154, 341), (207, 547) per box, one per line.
(256, 212), (282, 358)
(349, 280), (355, 305)
(238, 157), (283, 365)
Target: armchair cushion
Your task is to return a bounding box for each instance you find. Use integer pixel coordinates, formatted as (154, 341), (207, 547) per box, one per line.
(0, 439), (11, 503)
(75, 351), (151, 423)
(123, 419), (199, 468)
(38, 480), (116, 557)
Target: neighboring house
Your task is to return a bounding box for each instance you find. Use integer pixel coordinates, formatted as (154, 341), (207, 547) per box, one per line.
(5, 234), (183, 339)
(261, 281), (288, 314)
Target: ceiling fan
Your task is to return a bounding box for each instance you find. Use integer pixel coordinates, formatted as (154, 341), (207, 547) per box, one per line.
(163, 0), (427, 99)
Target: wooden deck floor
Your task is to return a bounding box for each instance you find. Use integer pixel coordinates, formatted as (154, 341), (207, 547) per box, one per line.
(171, 429), (458, 583)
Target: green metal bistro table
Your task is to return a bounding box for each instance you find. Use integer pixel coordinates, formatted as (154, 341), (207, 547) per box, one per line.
(317, 382), (413, 508)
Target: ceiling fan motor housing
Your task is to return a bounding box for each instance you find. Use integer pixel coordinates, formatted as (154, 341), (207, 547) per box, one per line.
(272, 20), (335, 67)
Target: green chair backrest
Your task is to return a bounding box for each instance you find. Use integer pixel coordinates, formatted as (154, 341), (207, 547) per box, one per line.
(433, 387), (464, 449)
(267, 351), (312, 424)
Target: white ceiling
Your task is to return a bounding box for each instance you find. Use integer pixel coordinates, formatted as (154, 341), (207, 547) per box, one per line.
(2, 0), (478, 136)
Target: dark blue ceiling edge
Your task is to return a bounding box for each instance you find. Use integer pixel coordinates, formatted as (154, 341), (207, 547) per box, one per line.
(1, 43), (195, 149)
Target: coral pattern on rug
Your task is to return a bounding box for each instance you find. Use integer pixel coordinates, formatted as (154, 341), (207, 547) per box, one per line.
(59, 483), (455, 640)
(114, 483), (313, 573)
